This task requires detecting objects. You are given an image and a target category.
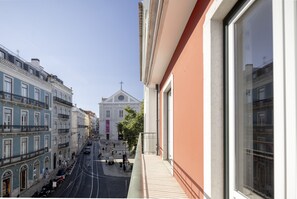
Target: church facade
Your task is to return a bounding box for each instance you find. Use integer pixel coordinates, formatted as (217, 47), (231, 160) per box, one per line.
(99, 89), (141, 140)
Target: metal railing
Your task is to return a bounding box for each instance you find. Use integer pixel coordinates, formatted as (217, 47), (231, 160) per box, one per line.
(0, 91), (49, 109)
(58, 128), (70, 133)
(127, 132), (157, 198)
(0, 147), (49, 167)
(58, 142), (69, 149)
(0, 125), (49, 132)
(58, 114), (70, 119)
(53, 96), (73, 107)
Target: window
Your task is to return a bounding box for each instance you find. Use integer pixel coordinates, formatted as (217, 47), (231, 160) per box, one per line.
(258, 87), (265, 100)
(119, 110), (124, 118)
(45, 93), (49, 107)
(3, 108), (12, 130)
(34, 88), (40, 101)
(21, 83), (28, 98)
(34, 112), (40, 126)
(226, 0), (273, 198)
(29, 68), (33, 74)
(54, 137), (57, 145)
(44, 136), (49, 148)
(4, 76), (12, 93)
(44, 114), (50, 128)
(54, 106), (57, 114)
(21, 110), (28, 126)
(54, 121), (57, 130)
(3, 139), (12, 158)
(34, 136), (40, 151)
(0, 50), (4, 58)
(106, 110), (110, 118)
(16, 60), (21, 67)
(21, 137), (28, 155)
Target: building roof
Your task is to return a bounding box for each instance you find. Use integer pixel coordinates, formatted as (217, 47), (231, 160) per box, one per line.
(99, 89), (141, 104)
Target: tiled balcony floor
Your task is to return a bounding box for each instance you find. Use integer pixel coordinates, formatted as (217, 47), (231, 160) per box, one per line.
(143, 155), (188, 198)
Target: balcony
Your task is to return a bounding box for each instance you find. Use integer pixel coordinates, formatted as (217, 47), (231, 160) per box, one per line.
(0, 91), (49, 109)
(127, 132), (187, 198)
(58, 142), (69, 149)
(0, 147), (49, 167)
(58, 128), (70, 134)
(0, 125), (49, 133)
(58, 114), (70, 119)
(78, 125), (88, 128)
(53, 96), (73, 107)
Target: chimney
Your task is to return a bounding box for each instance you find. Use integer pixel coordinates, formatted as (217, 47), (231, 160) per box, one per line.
(31, 58), (40, 67)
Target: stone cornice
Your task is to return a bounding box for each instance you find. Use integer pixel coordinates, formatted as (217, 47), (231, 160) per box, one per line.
(0, 58), (51, 92)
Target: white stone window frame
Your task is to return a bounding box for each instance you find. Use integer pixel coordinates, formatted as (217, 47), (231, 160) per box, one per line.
(44, 135), (49, 148)
(203, 0), (297, 198)
(34, 111), (40, 126)
(161, 74), (174, 175)
(20, 137), (29, 155)
(20, 109), (29, 126)
(34, 87), (40, 101)
(3, 107), (13, 131)
(21, 82), (29, 98)
(44, 113), (50, 129)
(2, 138), (13, 159)
(34, 135), (40, 151)
(3, 74), (13, 94)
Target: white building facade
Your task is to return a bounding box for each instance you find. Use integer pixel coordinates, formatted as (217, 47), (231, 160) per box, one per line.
(99, 89), (141, 140)
(71, 107), (89, 156)
(48, 75), (73, 170)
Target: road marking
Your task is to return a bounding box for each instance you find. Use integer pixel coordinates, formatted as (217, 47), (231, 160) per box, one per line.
(89, 144), (94, 198)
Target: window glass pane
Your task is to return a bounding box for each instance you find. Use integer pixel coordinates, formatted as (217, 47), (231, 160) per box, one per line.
(4, 76), (12, 93)
(234, 0), (273, 198)
(21, 83), (28, 97)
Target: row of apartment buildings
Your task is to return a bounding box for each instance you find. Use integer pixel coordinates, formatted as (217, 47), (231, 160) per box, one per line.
(0, 45), (96, 197)
(139, 0), (296, 198)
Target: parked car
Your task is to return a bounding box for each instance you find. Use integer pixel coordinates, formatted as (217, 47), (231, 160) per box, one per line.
(84, 146), (91, 154)
(56, 168), (66, 180)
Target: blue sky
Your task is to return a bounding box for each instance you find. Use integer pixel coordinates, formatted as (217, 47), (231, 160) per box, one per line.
(0, 0), (143, 116)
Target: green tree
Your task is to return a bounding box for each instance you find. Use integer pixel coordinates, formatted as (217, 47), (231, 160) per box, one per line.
(117, 103), (144, 151)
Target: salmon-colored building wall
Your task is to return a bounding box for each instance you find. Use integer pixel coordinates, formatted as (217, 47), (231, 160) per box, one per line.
(159, 1), (212, 198)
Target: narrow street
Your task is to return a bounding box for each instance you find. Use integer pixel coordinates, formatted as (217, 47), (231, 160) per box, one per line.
(50, 140), (131, 198)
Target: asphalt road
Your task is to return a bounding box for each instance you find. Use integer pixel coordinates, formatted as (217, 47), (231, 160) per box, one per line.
(50, 140), (130, 198)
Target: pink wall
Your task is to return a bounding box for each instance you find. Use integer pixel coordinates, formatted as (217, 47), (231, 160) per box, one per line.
(159, 0), (213, 198)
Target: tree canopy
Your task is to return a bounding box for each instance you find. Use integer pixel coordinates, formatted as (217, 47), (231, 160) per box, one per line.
(117, 103), (143, 151)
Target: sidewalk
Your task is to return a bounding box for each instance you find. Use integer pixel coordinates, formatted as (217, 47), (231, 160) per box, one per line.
(19, 159), (76, 197)
(142, 155), (188, 198)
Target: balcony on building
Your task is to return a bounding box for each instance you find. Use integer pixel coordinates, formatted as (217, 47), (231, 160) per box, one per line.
(58, 128), (70, 134)
(58, 142), (69, 149)
(58, 113), (70, 120)
(0, 147), (49, 167)
(53, 96), (73, 107)
(0, 91), (49, 109)
(0, 125), (49, 133)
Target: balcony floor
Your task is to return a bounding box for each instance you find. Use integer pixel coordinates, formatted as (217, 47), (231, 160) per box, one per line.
(143, 155), (187, 198)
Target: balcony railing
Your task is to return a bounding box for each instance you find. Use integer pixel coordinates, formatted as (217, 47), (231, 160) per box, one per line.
(0, 125), (49, 133)
(53, 96), (73, 107)
(0, 91), (49, 109)
(58, 142), (69, 149)
(58, 128), (70, 134)
(58, 114), (70, 119)
(78, 125), (89, 128)
(0, 147), (49, 167)
(127, 132), (157, 198)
